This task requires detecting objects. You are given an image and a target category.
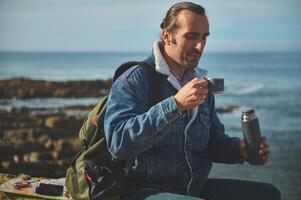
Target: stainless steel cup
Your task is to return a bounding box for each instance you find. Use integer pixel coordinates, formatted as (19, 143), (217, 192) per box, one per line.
(207, 78), (224, 94)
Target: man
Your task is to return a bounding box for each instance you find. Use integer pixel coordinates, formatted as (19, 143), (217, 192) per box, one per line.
(104, 2), (281, 200)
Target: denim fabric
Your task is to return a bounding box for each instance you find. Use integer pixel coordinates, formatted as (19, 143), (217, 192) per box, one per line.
(104, 51), (243, 196)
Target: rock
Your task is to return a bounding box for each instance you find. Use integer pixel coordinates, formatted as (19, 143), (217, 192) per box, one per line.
(0, 142), (15, 160)
(23, 152), (54, 162)
(44, 115), (82, 137)
(2, 129), (30, 140)
(0, 162), (66, 178)
(23, 152), (39, 163)
(0, 77), (111, 99)
(46, 139), (77, 160)
(45, 116), (61, 128)
(215, 105), (238, 113)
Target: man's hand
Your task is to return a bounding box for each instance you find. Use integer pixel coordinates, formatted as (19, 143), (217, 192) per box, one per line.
(173, 78), (208, 111)
(239, 137), (270, 165)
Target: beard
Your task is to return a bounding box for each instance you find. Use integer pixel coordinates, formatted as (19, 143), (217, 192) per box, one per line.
(182, 50), (202, 69)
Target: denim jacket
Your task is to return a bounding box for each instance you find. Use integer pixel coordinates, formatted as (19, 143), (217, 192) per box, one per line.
(104, 41), (243, 196)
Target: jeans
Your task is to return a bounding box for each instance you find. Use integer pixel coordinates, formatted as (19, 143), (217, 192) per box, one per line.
(123, 178), (281, 200)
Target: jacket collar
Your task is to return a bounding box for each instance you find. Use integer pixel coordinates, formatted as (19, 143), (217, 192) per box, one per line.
(151, 40), (208, 82)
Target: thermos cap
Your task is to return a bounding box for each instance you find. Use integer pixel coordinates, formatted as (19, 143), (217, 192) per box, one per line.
(242, 108), (255, 115)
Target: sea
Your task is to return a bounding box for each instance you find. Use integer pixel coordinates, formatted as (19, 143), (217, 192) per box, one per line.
(0, 51), (300, 199)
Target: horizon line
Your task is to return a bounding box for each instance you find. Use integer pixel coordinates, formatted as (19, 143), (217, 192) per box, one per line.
(1, 50), (301, 54)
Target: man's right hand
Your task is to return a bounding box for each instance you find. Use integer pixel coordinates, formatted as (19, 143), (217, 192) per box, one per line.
(173, 78), (208, 112)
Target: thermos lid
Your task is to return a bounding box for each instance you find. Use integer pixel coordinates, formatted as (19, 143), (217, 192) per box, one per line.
(242, 108), (255, 115)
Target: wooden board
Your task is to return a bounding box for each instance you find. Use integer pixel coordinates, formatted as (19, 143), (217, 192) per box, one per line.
(0, 174), (69, 200)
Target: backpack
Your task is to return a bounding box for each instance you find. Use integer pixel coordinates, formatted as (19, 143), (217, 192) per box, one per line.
(65, 61), (166, 200)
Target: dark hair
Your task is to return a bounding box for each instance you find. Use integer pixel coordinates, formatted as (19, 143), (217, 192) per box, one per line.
(161, 2), (206, 34)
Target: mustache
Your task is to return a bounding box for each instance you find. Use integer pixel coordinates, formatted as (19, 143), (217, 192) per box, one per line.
(188, 49), (201, 55)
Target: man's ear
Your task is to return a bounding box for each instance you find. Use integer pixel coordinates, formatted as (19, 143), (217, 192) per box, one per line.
(162, 30), (172, 45)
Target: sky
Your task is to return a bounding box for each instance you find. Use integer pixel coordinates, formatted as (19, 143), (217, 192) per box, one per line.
(0, 0), (300, 52)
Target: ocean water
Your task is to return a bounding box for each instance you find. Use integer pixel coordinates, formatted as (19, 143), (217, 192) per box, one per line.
(1, 51), (301, 199)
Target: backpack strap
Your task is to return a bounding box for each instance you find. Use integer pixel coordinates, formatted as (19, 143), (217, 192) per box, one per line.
(113, 61), (141, 83)
(112, 61), (167, 109)
(139, 62), (166, 108)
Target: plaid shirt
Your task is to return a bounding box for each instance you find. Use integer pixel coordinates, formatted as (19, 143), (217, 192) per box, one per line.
(169, 67), (196, 87)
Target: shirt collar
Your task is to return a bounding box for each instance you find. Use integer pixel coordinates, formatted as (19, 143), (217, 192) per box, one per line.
(169, 66), (196, 87)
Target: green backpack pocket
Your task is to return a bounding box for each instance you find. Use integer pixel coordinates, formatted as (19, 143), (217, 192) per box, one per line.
(65, 138), (124, 200)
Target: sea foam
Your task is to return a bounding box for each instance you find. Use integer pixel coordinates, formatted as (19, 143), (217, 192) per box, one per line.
(227, 82), (264, 95)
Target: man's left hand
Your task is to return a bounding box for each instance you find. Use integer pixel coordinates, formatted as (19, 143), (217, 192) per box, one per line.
(239, 137), (270, 165)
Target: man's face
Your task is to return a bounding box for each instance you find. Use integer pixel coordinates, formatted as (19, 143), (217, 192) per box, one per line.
(164, 10), (209, 69)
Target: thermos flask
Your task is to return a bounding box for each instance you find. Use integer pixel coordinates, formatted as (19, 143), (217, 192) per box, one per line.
(241, 108), (262, 165)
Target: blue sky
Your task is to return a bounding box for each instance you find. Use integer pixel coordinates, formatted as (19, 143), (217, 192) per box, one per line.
(0, 0), (300, 52)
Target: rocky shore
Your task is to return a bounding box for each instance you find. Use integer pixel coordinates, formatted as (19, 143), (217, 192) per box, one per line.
(0, 78), (237, 179)
(0, 77), (112, 99)
(0, 106), (85, 178)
